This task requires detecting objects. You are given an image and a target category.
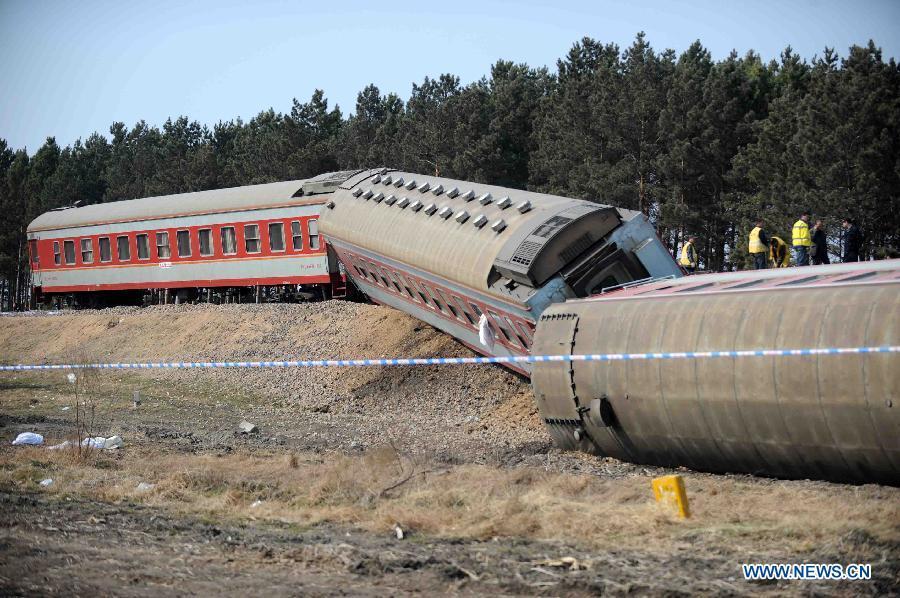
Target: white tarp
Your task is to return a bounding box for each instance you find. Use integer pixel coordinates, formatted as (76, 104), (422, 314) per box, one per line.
(11, 432), (44, 446)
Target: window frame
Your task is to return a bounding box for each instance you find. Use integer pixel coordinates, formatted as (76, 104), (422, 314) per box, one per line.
(156, 231), (171, 260)
(244, 223), (261, 254)
(53, 241), (61, 266)
(116, 235), (131, 262)
(64, 240), (76, 265)
(176, 229), (192, 258)
(80, 238), (94, 264)
(268, 222), (285, 252)
(29, 239), (39, 267)
(454, 295), (476, 325)
(488, 311), (515, 345)
(308, 219), (320, 250)
(290, 220), (303, 251)
(198, 228), (214, 257)
(136, 234), (150, 260)
(98, 236), (112, 263)
(220, 226), (237, 255)
(437, 289), (460, 319)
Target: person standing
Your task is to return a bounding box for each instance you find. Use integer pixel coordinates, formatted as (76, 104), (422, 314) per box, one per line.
(791, 211), (812, 266)
(842, 218), (861, 262)
(811, 220), (830, 265)
(679, 236), (699, 274)
(748, 218), (770, 270)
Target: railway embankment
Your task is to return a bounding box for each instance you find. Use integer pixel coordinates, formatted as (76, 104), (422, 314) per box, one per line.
(1, 303), (898, 595)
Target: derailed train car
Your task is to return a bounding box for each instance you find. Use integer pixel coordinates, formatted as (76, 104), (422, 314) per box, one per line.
(318, 168), (682, 375)
(531, 260), (900, 484)
(26, 171), (359, 307)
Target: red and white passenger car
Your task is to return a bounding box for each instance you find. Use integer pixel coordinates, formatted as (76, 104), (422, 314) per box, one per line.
(26, 172), (356, 307)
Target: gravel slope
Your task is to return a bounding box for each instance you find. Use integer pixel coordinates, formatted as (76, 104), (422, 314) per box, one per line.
(0, 302), (547, 462)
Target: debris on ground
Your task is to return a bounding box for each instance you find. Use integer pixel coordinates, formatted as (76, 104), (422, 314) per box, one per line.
(39, 479), (54, 487)
(238, 421), (258, 434)
(394, 525), (404, 540)
(80, 436), (124, 450)
(136, 482), (155, 492)
(536, 557), (587, 571)
(11, 432), (44, 446)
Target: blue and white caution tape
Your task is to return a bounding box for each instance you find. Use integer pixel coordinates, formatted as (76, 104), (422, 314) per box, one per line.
(0, 346), (897, 371)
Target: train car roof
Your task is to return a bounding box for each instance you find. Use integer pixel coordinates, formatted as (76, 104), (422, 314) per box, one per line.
(27, 170), (362, 233)
(319, 168), (644, 300)
(582, 258), (900, 303)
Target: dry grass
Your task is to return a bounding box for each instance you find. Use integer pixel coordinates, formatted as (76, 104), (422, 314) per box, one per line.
(2, 443), (897, 555)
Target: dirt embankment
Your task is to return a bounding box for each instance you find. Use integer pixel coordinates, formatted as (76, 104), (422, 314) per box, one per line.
(1, 304), (899, 596)
(0, 302), (542, 461)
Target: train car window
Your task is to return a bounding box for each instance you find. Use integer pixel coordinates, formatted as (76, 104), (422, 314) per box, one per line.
(379, 267), (393, 288)
(156, 232), (171, 259)
(268, 222), (285, 252)
(244, 224), (261, 253)
(80, 238), (94, 264)
(116, 236), (130, 261)
(454, 296), (476, 325)
(488, 311), (513, 342)
(390, 275), (403, 293)
(308, 219), (320, 250)
(515, 322), (534, 345)
(220, 227), (237, 255)
(64, 240), (75, 265)
(291, 221), (303, 250)
(99, 237), (112, 262)
(469, 302), (483, 317)
(53, 241), (61, 265)
(388, 271), (404, 293)
(136, 234), (150, 260)
(198, 229), (213, 256)
(176, 230), (191, 258)
(437, 289), (460, 319)
(427, 287), (445, 313)
(29, 240), (38, 266)
(504, 316), (524, 347)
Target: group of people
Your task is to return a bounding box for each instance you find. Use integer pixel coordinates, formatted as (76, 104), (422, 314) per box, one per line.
(678, 212), (862, 273)
(752, 212), (861, 269)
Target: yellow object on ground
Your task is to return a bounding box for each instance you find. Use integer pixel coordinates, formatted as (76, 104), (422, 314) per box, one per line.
(652, 475), (691, 518)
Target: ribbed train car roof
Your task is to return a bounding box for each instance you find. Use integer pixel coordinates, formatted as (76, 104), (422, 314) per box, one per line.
(320, 168), (638, 299)
(27, 177), (335, 232)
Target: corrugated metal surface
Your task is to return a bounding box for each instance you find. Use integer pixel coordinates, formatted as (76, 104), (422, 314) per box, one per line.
(320, 169), (641, 299)
(28, 171), (359, 233)
(531, 262), (900, 483)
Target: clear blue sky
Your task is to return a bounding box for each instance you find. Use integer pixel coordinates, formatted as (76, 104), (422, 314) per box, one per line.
(2, 0), (898, 153)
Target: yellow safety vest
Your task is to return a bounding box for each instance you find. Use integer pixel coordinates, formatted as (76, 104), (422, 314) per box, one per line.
(679, 242), (697, 267)
(792, 220), (811, 247)
(770, 236), (790, 267)
(748, 227), (765, 254)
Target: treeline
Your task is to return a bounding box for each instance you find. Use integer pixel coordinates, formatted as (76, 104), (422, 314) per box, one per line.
(1, 34), (898, 309)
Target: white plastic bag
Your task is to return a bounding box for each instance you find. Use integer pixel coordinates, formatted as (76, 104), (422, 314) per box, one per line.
(80, 435), (124, 450)
(478, 313), (495, 350)
(80, 436), (107, 449)
(11, 432), (44, 446)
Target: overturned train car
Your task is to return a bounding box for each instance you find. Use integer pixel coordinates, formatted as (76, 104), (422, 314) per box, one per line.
(319, 168), (681, 375)
(532, 260), (900, 484)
